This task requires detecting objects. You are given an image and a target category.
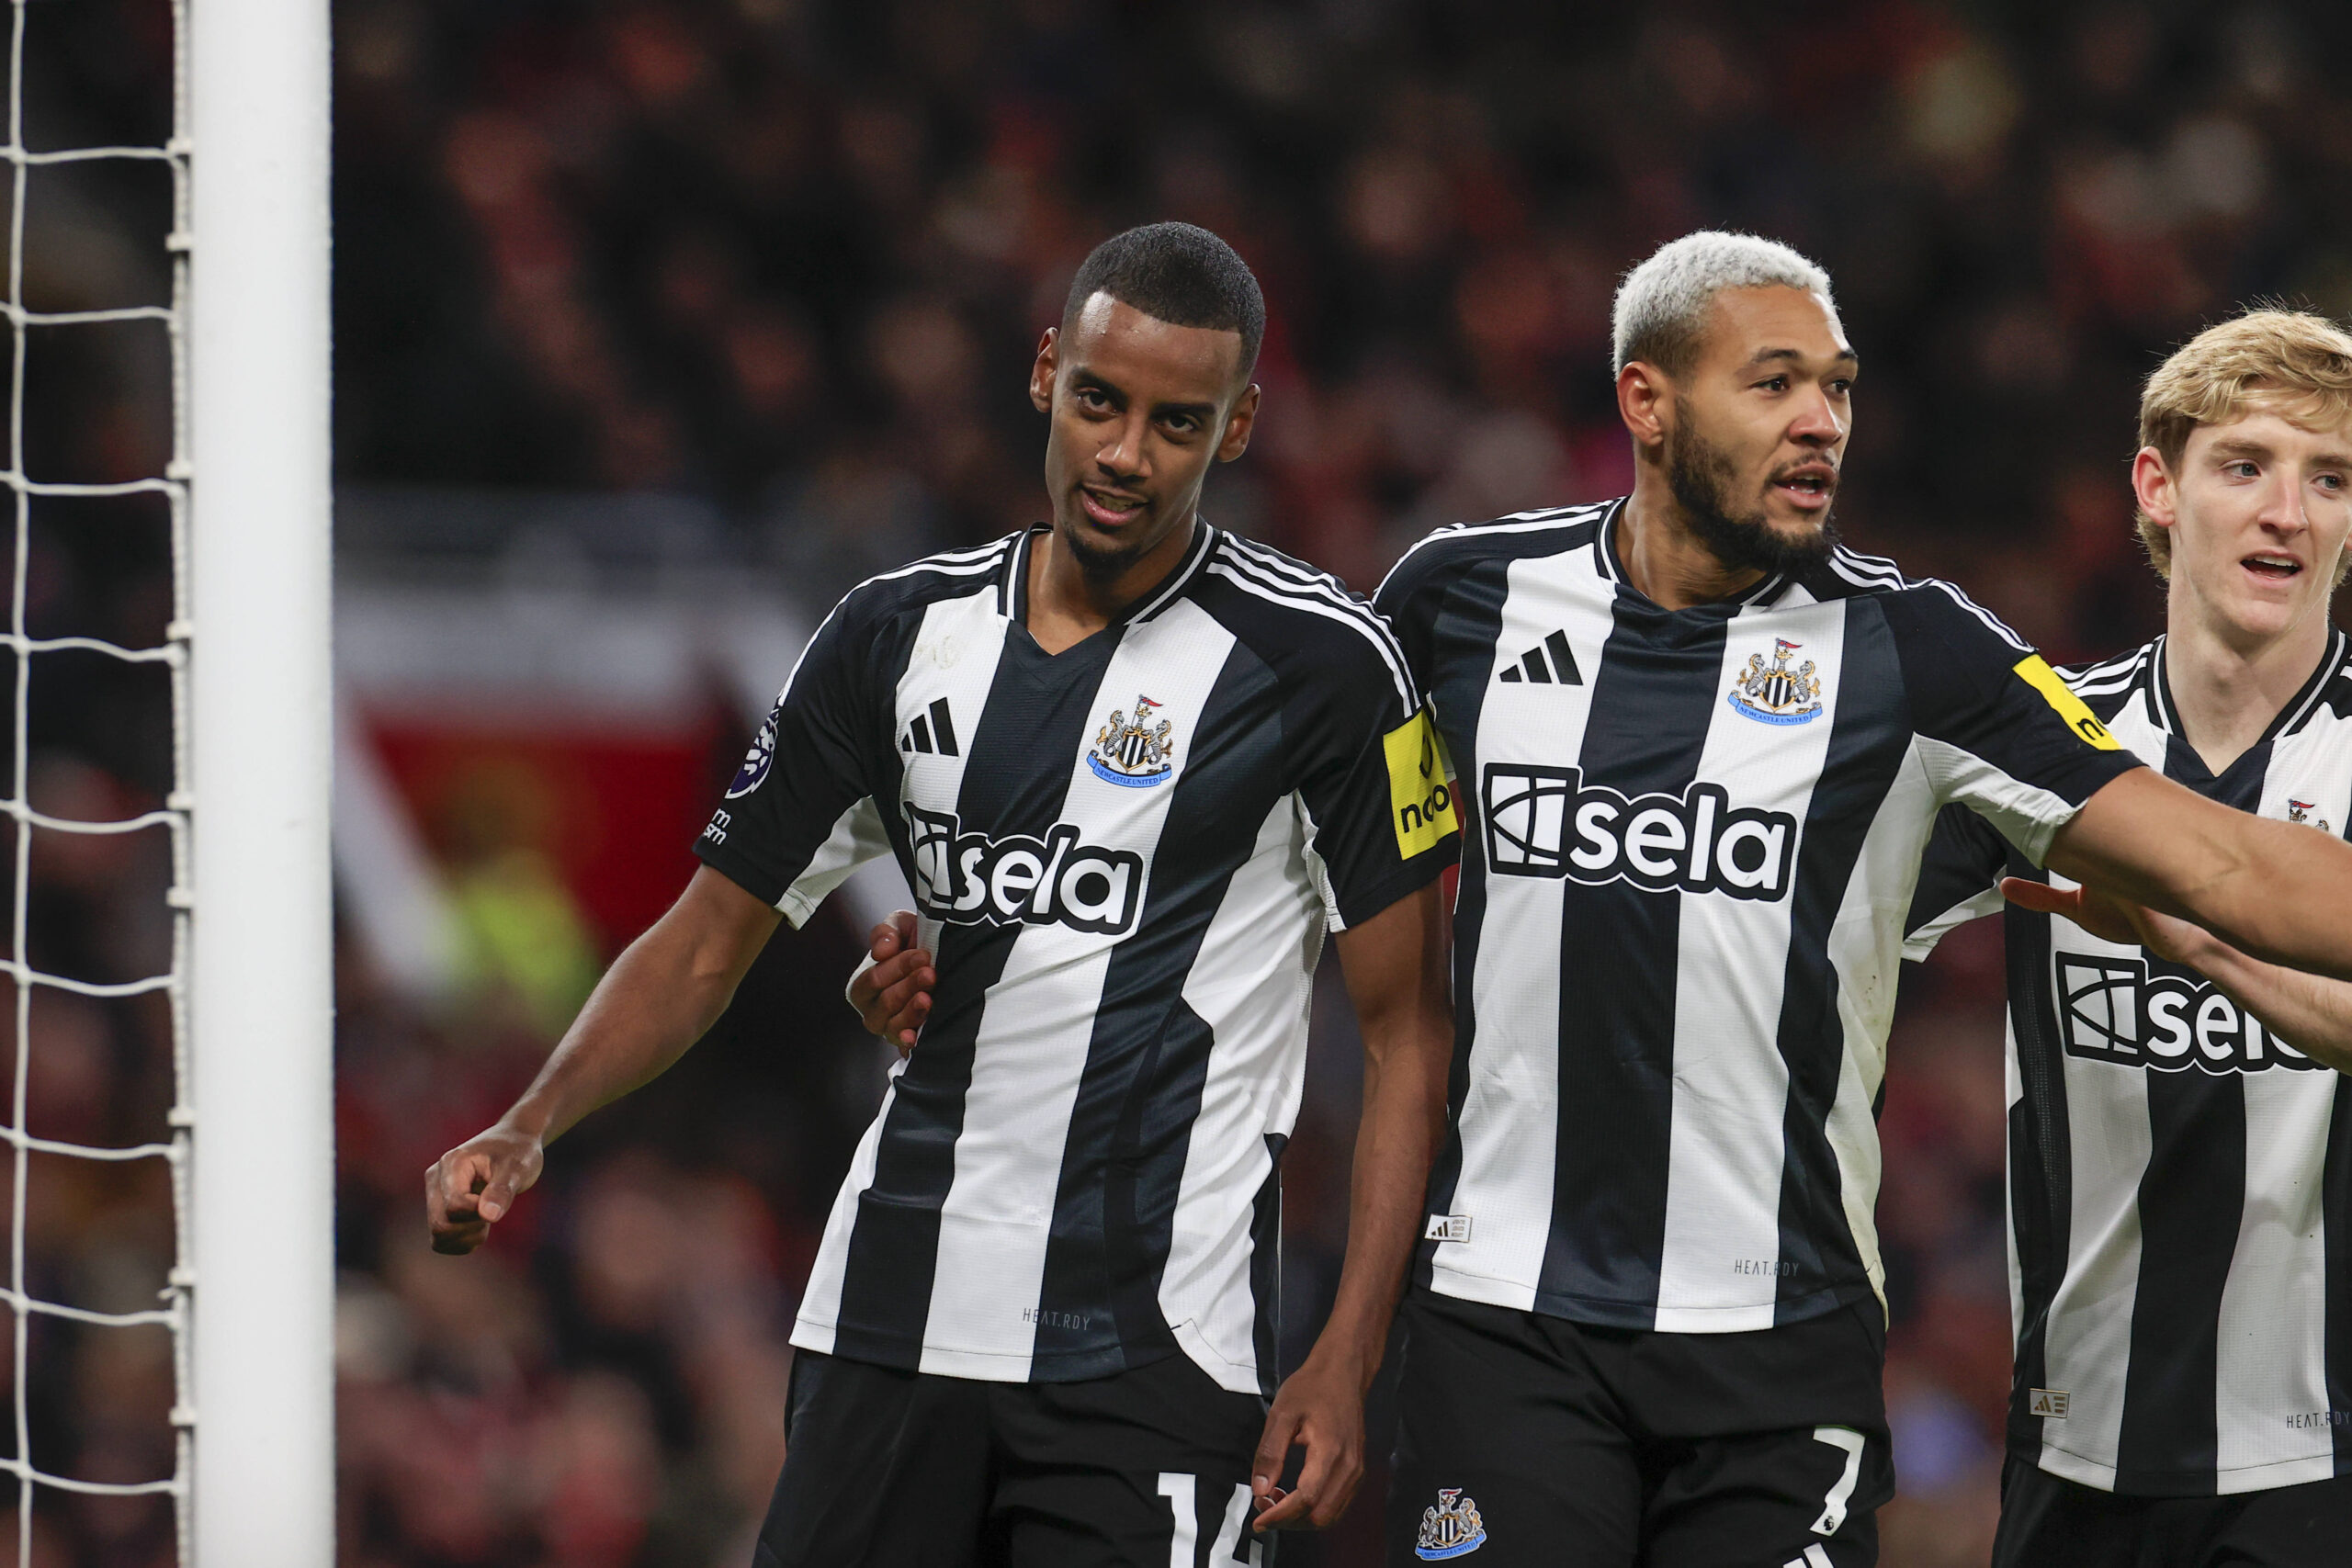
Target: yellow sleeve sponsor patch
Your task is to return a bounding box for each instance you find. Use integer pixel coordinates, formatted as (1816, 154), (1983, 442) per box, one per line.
(1384, 707), (1462, 856)
(2013, 656), (2120, 750)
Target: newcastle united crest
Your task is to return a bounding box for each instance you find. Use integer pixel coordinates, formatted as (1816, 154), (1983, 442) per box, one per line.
(2289, 798), (2333, 834)
(1727, 638), (1824, 727)
(1087, 694), (1175, 787)
(1414, 1488), (1487, 1560)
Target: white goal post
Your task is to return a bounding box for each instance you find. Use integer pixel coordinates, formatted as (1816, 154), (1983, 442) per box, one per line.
(187, 0), (334, 1559)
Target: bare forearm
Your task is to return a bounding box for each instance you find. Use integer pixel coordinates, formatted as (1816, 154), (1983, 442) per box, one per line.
(500, 930), (740, 1141)
(2170, 827), (2352, 981)
(2173, 935), (2352, 1075)
(1311, 881), (1454, 1389)
(2052, 772), (2352, 982)
(498, 866), (781, 1144)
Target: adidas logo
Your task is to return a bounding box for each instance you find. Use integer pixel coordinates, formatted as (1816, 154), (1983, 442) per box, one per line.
(900, 697), (961, 756)
(1498, 630), (1582, 685)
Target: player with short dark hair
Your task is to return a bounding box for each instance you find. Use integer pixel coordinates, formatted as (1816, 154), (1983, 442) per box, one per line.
(1908, 307), (2352, 1565)
(1362, 233), (2352, 1568)
(425, 220), (1460, 1565)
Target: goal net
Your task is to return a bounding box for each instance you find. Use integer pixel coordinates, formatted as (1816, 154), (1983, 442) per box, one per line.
(3, 0), (331, 1562)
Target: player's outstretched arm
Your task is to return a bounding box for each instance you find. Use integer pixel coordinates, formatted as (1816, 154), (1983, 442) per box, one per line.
(2046, 767), (2352, 985)
(2001, 877), (2352, 1074)
(1251, 878), (1453, 1533)
(424, 865), (783, 1254)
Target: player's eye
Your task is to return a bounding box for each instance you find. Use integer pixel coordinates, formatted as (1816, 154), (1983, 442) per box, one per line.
(1160, 413), (1199, 435)
(1828, 378), (1854, 396)
(2226, 459), (2259, 479)
(1075, 386), (1114, 412)
(2317, 472), (2346, 492)
(1757, 376), (1789, 392)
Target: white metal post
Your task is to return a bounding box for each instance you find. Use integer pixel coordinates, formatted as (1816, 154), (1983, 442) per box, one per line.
(187, 0), (334, 1555)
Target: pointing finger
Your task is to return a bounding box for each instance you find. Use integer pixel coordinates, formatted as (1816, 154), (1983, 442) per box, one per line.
(1998, 877), (2074, 916)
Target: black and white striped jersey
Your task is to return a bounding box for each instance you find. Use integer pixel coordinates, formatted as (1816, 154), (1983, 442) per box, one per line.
(695, 523), (1459, 1393)
(1907, 629), (2352, 1496)
(1374, 499), (2142, 1335)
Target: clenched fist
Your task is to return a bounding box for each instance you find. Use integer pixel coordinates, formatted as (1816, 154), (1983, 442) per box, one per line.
(424, 1124), (545, 1254)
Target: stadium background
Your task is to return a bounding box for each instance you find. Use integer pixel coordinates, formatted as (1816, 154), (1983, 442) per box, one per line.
(15, 0), (2349, 1563)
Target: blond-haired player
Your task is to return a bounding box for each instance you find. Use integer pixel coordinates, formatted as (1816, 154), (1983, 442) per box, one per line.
(1909, 308), (2352, 1564)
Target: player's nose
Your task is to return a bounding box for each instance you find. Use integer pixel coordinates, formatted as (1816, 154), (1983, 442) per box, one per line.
(1096, 414), (1149, 478)
(1787, 389), (1844, 445)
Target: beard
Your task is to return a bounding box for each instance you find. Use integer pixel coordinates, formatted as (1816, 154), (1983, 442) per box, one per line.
(1061, 512), (1152, 581)
(1666, 407), (1839, 576)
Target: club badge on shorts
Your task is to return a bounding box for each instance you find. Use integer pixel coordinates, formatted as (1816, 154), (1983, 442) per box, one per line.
(1414, 1488), (1487, 1560)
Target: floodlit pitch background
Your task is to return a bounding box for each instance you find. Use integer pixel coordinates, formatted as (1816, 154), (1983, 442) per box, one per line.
(16, 1), (2352, 1563)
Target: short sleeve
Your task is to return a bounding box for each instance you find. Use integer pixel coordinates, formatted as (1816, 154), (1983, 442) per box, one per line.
(694, 593), (893, 927)
(1373, 534), (1457, 696)
(1294, 639), (1462, 932)
(1881, 584), (2144, 866)
(1902, 803), (2010, 962)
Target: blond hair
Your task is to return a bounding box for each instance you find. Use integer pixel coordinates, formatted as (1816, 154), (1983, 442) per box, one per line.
(2135, 308), (2352, 581)
(1612, 231), (1834, 375)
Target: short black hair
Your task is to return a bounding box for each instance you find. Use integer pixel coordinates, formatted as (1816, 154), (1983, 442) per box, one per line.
(1061, 222), (1265, 378)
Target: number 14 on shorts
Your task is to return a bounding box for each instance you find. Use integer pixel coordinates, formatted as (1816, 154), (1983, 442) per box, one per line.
(1158, 1472), (1262, 1567)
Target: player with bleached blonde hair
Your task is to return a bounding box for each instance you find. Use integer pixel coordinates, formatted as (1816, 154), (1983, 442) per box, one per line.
(1910, 307), (2352, 1564)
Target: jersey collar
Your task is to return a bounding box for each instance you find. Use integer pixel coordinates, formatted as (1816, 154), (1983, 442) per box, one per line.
(1002, 519), (1220, 630)
(2148, 625), (2347, 745)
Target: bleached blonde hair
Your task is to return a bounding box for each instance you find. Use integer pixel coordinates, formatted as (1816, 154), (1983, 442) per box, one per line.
(1611, 231), (1836, 376)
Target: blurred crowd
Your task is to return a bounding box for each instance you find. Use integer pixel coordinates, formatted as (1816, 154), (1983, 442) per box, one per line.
(17, 0), (2352, 1564)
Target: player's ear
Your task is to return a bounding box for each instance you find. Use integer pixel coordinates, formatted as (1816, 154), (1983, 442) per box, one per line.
(1030, 327), (1059, 414)
(1217, 382), (1261, 463)
(2131, 446), (2177, 530)
(1618, 361), (1669, 451)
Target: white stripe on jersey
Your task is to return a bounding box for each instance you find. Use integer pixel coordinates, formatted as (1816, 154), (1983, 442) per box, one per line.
(1821, 752), (1943, 1311)
(917, 599), (1237, 1378)
(1161, 788), (1324, 1387)
(1652, 599), (1847, 1330)
(775, 798), (892, 927)
(2213, 1070), (2335, 1486)
(795, 587), (1012, 1345)
(1425, 548), (1613, 1309)
(2036, 882), (2154, 1490)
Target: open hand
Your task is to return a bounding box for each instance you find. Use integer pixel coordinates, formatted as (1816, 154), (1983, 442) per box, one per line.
(851, 909), (935, 1055)
(1999, 877), (2213, 965)
(424, 1124), (545, 1255)
(1250, 1355), (1366, 1532)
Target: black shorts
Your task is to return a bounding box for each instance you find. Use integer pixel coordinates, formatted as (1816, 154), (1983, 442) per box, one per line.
(1992, 1454), (2352, 1568)
(754, 1348), (1273, 1568)
(1385, 1289), (1894, 1568)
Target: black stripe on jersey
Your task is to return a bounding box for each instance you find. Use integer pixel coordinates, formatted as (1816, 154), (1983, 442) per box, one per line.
(831, 625), (1121, 1364)
(1251, 1132), (1285, 1387)
(1536, 591), (1730, 1319)
(1211, 536), (1418, 707)
(1031, 641), (1283, 1378)
(2112, 732), (2273, 1490)
(1770, 603), (1914, 1319)
(1399, 510), (1611, 1280)
(2117, 1060), (2246, 1489)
